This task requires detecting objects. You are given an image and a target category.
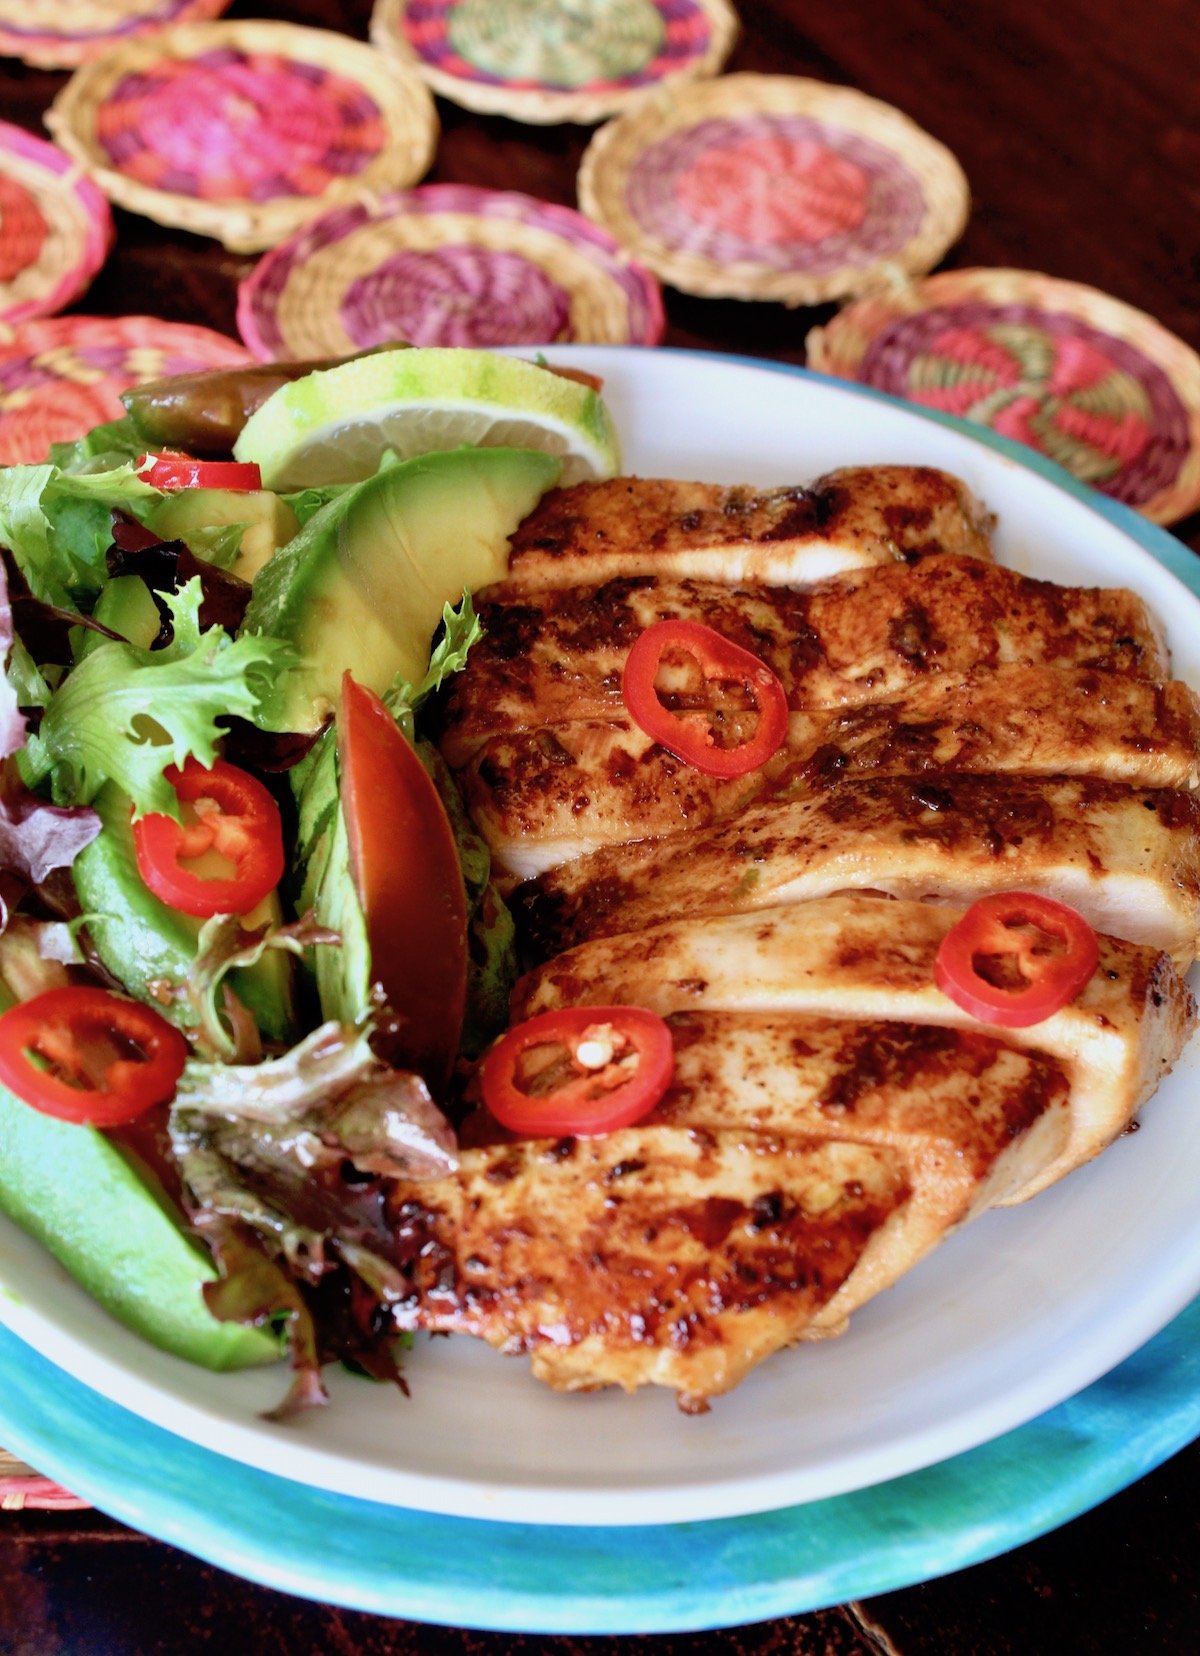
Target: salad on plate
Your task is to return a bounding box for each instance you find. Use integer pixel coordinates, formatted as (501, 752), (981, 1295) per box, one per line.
(0, 340), (1195, 1442)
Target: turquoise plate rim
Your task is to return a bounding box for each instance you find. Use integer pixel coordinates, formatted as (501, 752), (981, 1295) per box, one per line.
(2, 352), (1198, 1634)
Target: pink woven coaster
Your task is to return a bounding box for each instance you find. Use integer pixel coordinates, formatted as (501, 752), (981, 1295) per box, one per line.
(0, 121), (113, 326)
(0, 314), (248, 465)
(807, 268), (1200, 526)
(0, 0), (231, 69)
(578, 74), (970, 306)
(238, 184), (665, 359)
(46, 21), (438, 252)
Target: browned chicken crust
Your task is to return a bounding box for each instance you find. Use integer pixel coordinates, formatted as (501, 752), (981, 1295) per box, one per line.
(390, 1128), (908, 1408)
(464, 667), (1200, 880)
(440, 557), (1167, 767)
(515, 775), (1200, 969)
(386, 1015), (1069, 1399)
(503, 466), (995, 592)
(517, 893), (1196, 1205)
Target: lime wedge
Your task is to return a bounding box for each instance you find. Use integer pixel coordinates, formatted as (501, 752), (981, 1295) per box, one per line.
(234, 348), (621, 491)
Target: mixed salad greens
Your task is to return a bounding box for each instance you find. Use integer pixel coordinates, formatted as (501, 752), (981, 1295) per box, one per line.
(0, 350), (569, 1412)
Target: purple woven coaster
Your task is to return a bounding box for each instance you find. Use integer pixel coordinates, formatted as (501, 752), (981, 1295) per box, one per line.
(238, 183), (665, 359)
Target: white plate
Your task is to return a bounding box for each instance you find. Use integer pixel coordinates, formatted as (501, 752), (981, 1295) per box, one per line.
(2, 347), (1199, 1529)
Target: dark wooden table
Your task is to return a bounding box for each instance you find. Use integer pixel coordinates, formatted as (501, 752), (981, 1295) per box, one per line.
(2, 1), (1198, 1650)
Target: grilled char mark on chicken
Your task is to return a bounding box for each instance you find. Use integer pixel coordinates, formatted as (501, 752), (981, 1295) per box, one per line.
(515, 893), (1196, 1205)
(391, 1127), (908, 1408)
(515, 776), (1200, 970)
(385, 1015), (1069, 1402)
(464, 667), (1200, 882)
(503, 466), (995, 593)
(439, 559), (1168, 768)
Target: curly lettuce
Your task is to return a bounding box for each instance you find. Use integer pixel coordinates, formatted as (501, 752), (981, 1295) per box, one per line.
(25, 577), (295, 818)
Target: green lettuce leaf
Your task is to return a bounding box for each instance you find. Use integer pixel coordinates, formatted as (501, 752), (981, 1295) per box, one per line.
(29, 578), (295, 817)
(384, 590), (482, 741)
(0, 460), (162, 606)
(48, 415), (146, 474)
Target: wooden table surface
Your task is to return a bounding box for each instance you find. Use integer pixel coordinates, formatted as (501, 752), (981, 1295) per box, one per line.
(2, 1), (1198, 1650)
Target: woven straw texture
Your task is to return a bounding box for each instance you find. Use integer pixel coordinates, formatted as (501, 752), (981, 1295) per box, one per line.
(807, 268), (1200, 526)
(0, 0), (230, 69)
(237, 183), (665, 359)
(45, 20), (439, 253)
(0, 313), (248, 465)
(578, 73), (970, 305)
(0, 121), (113, 325)
(371, 0), (738, 125)
(0, 1447), (88, 1512)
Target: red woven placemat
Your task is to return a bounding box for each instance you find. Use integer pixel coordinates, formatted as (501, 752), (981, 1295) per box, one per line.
(0, 313), (248, 465)
(0, 1449), (89, 1512)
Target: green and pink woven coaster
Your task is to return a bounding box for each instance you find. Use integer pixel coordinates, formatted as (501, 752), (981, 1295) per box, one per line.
(807, 269), (1200, 526)
(371, 0), (738, 125)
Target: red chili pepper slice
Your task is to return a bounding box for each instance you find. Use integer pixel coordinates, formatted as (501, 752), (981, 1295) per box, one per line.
(132, 757), (285, 918)
(935, 892), (1100, 1028)
(0, 986), (188, 1126)
(621, 619), (789, 778)
(137, 453), (263, 492)
(481, 1006), (674, 1137)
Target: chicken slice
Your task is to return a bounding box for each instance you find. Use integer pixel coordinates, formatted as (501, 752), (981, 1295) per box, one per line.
(384, 1014), (1068, 1403)
(440, 559), (1167, 767)
(503, 466), (994, 592)
(515, 893), (1196, 1202)
(464, 667), (1200, 880)
(648, 1013), (1069, 1334)
(515, 776), (1200, 970)
(389, 1124), (912, 1407)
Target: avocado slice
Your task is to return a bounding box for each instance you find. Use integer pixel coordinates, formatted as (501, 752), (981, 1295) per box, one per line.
(0, 1082), (279, 1369)
(149, 487), (301, 582)
(241, 446), (561, 733)
(73, 782), (295, 1042)
(89, 574), (160, 652)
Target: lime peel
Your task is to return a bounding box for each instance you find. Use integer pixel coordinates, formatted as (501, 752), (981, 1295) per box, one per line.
(234, 348), (621, 491)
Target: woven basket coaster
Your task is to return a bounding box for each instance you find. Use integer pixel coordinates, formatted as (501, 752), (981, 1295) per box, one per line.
(807, 267), (1200, 527)
(237, 183), (665, 359)
(370, 0), (737, 125)
(0, 121), (113, 326)
(578, 72), (970, 306)
(0, 1447), (89, 1512)
(0, 313), (248, 465)
(0, 0), (230, 69)
(45, 20), (439, 253)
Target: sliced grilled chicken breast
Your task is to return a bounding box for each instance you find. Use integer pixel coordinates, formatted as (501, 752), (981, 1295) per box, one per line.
(649, 1013), (1070, 1334)
(390, 1124), (911, 1406)
(516, 776), (1200, 969)
(440, 559), (1168, 767)
(384, 1014), (1067, 1403)
(516, 894), (1195, 1202)
(465, 668), (1200, 880)
(503, 466), (994, 592)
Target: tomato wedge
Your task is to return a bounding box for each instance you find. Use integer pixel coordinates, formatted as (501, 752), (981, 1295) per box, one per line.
(622, 619), (789, 778)
(132, 757), (285, 918)
(0, 986), (187, 1126)
(480, 1006), (674, 1137)
(337, 674), (468, 1095)
(137, 453), (263, 492)
(934, 892), (1100, 1028)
